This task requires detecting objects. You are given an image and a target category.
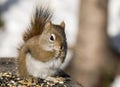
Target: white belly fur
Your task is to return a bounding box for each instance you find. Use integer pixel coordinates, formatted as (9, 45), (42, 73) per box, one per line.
(26, 53), (62, 79)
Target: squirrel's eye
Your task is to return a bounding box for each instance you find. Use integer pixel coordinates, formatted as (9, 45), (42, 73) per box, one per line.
(49, 34), (56, 42)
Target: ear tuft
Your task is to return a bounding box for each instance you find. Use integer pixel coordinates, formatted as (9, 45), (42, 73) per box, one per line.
(60, 21), (65, 29)
(45, 21), (52, 29)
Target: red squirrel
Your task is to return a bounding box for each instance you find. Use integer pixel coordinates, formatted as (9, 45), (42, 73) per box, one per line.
(17, 7), (67, 80)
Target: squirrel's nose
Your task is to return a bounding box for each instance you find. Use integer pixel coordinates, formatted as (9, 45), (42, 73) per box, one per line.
(60, 45), (64, 51)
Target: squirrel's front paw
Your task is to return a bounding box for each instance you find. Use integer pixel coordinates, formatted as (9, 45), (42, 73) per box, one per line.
(25, 76), (38, 83)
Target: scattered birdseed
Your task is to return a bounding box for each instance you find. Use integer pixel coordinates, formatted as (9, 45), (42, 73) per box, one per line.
(0, 72), (72, 87)
(0, 72), (42, 87)
(0, 58), (83, 87)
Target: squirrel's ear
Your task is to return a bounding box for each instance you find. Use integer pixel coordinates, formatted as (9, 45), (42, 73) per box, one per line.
(45, 21), (52, 29)
(60, 21), (65, 29)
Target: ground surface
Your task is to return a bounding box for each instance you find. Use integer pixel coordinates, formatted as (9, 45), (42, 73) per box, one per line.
(0, 58), (83, 87)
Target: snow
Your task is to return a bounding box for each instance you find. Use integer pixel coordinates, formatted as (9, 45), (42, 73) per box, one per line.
(108, 0), (120, 37)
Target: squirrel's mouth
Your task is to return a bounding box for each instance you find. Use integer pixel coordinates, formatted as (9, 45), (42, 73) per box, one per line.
(55, 50), (61, 59)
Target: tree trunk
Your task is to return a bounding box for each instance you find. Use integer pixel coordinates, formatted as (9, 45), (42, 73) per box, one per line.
(65, 0), (120, 87)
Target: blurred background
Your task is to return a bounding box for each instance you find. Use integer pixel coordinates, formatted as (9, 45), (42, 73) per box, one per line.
(0, 0), (120, 87)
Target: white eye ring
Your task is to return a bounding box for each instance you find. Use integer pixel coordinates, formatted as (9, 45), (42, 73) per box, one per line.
(49, 34), (56, 42)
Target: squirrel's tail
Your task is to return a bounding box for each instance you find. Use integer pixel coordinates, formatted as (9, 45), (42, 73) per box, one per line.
(23, 7), (52, 41)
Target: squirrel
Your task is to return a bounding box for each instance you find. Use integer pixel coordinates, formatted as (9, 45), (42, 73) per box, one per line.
(17, 7), (67, 80)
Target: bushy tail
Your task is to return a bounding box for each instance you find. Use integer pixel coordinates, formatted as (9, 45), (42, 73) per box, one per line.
(23, 7), (52, 41)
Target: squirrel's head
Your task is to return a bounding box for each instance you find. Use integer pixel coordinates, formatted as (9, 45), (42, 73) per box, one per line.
(40, 21), (67, 53)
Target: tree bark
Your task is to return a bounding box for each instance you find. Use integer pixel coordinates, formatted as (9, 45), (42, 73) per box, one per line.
(65, 0), (120, 87)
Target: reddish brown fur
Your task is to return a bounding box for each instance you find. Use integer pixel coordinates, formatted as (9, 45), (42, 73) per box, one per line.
(24, 8), (52, 41)
(18, 8), (67, 80)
